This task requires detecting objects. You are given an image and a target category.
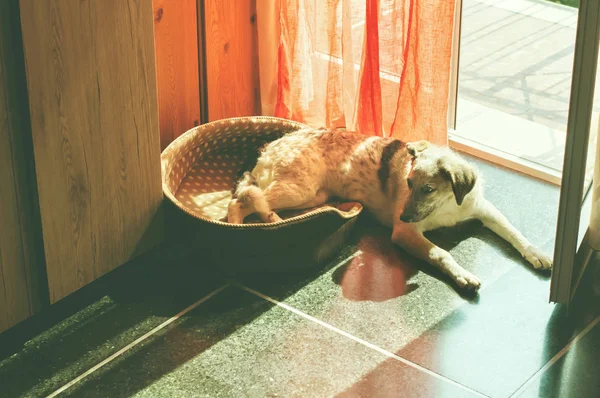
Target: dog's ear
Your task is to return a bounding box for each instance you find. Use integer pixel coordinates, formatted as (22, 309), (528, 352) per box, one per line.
(438, 158), (477, 206)
(406, 140), (430, 158)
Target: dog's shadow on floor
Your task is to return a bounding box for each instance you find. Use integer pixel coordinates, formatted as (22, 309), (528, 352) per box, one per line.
(331, 216), (551, 304)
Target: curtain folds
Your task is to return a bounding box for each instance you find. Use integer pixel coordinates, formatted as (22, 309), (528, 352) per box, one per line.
(257, 0), (457, 145)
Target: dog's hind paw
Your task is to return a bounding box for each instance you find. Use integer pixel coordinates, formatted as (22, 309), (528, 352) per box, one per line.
(266, 211), (282, 223)
(227, 200), (244, 224)
(524, 246), (552, 270)
(454, 270), (481, 291)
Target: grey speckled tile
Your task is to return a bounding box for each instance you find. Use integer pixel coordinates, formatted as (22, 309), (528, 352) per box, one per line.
(466, 156), (559, 254)
(236, 158), (558, 345)
(394, 262), (598, 398)
(517, 317), (600, 398)
(0, 243), (224, 398)
(61, 287), (482, 398)
(232, 159), (564, 397)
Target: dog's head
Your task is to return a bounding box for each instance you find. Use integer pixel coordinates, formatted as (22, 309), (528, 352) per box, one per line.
(399, 141), (477, 223)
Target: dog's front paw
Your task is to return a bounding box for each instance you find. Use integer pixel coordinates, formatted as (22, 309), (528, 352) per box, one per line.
(453, 269), (482, 291)
(524, 245), (552, 270)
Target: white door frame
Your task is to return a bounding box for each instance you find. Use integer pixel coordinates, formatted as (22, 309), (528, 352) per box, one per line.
(550, 0), (600, 304)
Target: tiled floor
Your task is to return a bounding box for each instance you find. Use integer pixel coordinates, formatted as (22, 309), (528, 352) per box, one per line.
(1, 158), (599, 398)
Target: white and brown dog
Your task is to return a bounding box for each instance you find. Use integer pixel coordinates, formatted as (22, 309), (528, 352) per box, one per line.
(227, 127), (552, 290)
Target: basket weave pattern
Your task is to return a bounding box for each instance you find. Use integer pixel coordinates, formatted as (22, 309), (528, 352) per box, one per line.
(162, 117), (307, 223)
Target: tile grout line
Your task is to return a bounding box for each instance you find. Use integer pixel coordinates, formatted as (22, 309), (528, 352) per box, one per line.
(43, 251), (360, 397)
(44, 284), (229, 398)
(509, 314), (600, 398)
(238, 284), (490, 398)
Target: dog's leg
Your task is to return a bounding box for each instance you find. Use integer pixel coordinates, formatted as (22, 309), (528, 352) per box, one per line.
(227, 199), (255, 224)
(228, 182), (282, 224)
(228, 172), (265, 224)
(475, 200), (552, 270)
(229, 179), (325, 224)
(392, 222), (482, 290)
(282, 188), (329, 210)
(242, 185), (283, 223)
(263, 182), (323, 211)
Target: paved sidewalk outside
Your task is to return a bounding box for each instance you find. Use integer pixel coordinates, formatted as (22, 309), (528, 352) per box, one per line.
(456, 0), (598, 178)
(458, 0), (595, 132)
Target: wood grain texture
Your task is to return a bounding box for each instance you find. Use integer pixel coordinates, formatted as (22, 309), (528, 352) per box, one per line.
(19, 0), (164, 303)
(153, 0), (201, 150)
(0, 0), (46, 332)
(205, 0), (261, 121)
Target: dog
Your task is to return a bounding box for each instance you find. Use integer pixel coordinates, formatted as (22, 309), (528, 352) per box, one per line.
(227, 127), (552, 290)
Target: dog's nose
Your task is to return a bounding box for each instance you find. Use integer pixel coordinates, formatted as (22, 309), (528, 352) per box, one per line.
(400, 213), (412, 223)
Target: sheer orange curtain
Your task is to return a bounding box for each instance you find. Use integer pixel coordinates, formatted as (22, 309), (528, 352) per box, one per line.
(257, 0), (456, 145)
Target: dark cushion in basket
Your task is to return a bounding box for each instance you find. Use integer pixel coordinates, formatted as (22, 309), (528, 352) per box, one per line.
(161, 116), (363, 271)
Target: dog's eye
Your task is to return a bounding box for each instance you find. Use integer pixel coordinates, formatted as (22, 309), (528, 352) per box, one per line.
(422, 185), (435, 194)
(407, 179), (413, 189)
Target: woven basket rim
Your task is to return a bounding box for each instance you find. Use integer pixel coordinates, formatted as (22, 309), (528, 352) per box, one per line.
(160, 116), (363, 229)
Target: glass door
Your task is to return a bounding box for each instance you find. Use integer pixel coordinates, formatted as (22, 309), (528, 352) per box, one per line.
(448, 0), (597, 188)
(550, 0), (600, 304)
(448, 0), (600, 304)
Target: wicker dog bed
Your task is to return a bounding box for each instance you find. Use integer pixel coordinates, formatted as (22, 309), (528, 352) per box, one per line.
(161, 117), (363, 271)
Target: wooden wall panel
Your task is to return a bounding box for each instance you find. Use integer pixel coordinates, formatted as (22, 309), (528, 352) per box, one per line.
(205, 0), (261, 120)
(0, 0), (46, 332)
(19, 0), (164, 303)
(153, 0), (201, 150)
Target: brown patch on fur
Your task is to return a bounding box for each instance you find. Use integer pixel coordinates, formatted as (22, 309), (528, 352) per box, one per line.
(378, 139), (404, 194)
(438, 158), (477, 206)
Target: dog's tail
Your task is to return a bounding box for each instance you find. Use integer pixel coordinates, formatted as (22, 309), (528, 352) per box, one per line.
(233, 172), (273, 218)
(234, 172), (257, 202)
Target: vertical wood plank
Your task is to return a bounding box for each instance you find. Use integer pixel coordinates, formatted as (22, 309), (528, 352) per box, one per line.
(0, 0), (46, 332)
(153, 0), (201, 150)
(19, 0), (164, 303)
(205, 0), (261, 120)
